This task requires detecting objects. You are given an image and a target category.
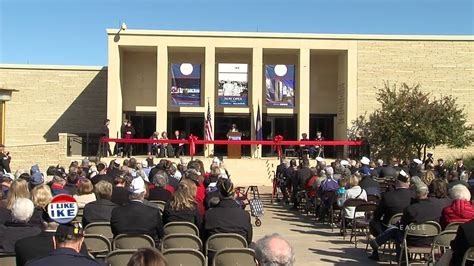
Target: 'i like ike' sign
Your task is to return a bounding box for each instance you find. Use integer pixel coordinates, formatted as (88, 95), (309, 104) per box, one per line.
(47, 194), (79, 224)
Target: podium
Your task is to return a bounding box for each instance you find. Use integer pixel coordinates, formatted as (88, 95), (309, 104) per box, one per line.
(227, 132), (242, 159)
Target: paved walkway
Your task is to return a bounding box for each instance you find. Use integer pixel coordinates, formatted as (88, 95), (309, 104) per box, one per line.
(252, 193), (382, 265)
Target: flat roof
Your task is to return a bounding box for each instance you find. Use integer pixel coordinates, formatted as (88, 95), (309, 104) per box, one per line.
(0, 64), (106, 71)
(106, 29), (474, 41)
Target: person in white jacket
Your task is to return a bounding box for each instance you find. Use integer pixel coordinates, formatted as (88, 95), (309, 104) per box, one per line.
(340, 175), (367, 219)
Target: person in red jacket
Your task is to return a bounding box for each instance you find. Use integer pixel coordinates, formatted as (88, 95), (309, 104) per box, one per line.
(441, 184), (474, 229)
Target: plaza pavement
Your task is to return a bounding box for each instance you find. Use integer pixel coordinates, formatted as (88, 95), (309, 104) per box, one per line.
(252, 187), (383, 266)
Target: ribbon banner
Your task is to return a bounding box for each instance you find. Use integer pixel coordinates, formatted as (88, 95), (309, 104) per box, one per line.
(101, 137), (365, 159)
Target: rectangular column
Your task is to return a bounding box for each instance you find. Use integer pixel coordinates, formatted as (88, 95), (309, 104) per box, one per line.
(345, 43), (358, 156)
(204, 46), (216, 157)
(156, 46), (168, 133)
(107, 38), (122, 145)
(297, 48), (310, 139)
(251, 47), (263, 158)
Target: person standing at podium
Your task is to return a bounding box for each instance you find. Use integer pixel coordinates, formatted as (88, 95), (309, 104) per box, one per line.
(227, 124), (239, 139)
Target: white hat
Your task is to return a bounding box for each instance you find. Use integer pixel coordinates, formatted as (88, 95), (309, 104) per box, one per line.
(141, 160), (148, 168)
(129, 177), (146, 194)
(427, 151), (434, 155)
(316, 157), (325, 162)
(413, 159), (423, 165)
(360, 157), (370, 165)
(340, 160), (349, 166)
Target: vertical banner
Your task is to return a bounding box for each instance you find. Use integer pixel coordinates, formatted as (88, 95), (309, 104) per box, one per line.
(170, 63), (201, 106)
(217, 63), (249, 106)
(265, 64), (295, 107)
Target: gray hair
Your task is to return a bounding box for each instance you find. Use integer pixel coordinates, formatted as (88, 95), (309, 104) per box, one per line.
(253, 233), (295, 266)
(129, 191), (145, 201)
(153, 171), (169, 188)
(12, 198), (35, 222)
(450, 184), (471, 201)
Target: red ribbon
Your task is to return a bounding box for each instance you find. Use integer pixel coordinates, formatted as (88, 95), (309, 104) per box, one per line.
(188, 134), (198, 159)
(273, 135), (284, 158)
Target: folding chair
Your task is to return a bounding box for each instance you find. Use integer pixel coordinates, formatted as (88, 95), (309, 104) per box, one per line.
(463, 247), (474, 265)
(430, 230), (457, 264)
(379, 213), (403, 263)
(205, 233), (248, 256)
(341, 198), (367, 240)
(113, 234), (155, 250)
(445, 222), (463, 232)
(367, 194), (380, 204)
(163, 248), (206, 266)
(349, 203), (377, 248)
(213, 248), (257, 266)
(149, 200), (166, 212)
(164, 221), (199, 236)
(84, 222), (114, 240)
(84, 234), (112, 258)
(75, 207), (84, 223)
(105, 249), (136, 266)
(161, 233), (202, 251)
(399, 221), (441, 265)
(0, 252), (15, 266)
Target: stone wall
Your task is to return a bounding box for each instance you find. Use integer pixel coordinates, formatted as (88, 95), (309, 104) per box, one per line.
(356, 40), (474, 159)
(0, 65), (108, 146)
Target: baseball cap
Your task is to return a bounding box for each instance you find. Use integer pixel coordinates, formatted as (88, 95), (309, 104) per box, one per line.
(55, 222), (84, 239)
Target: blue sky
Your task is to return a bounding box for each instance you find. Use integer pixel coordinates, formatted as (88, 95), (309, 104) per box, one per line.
(1, 0), (473, 66)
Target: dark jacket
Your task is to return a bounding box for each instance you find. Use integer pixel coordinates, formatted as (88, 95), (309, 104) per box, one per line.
(64, 183), (78, 195)
(401, 198), (444, 226)
(163, 202), (202, 235)
(296, 167), (312, 190)
(82, 199), (117, 227)
(203, 198), (252, 244)
(111, 187), (129, 206)
(451, 219), (474, 266)
(0, 152), (11, 173)
(379, 166), (397, 178)
(0, 207), (11, 225)
(359, 176), (381, 196)
(400, 197), (445, 246)
(110, 200), (164, 242)
(25, 247), (104, 266)
(373, 188), (414, 225)
(0, 222), (42, 252)
(448, 180), (471, 191)
(148, 187), (172, 202)
(15, 231), (89, 266)
(90, 174), (113, 186)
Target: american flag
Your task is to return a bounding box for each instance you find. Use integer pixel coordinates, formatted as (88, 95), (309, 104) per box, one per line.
(205, 101), (213, 140)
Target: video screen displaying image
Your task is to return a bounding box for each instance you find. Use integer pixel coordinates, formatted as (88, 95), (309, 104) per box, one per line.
(217, 63), (248, 106)
(170, 63), (201, 106)
(265, 64), (295, 107)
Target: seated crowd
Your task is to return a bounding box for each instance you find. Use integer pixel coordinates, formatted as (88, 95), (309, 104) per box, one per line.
(0, 156), (296, 266)
(275, 154), (474, 265)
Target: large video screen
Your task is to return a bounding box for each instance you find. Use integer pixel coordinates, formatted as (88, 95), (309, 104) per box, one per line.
(170, 63), (201, 106)
(217, 63), (248, 106)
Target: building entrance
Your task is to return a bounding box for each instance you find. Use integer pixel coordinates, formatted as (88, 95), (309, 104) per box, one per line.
(262, 115), (297, 157)
(127, 113), (156, 155)
(214, 113), (251, 157)
(309, 114), (336, 158)
(168, 113), (204, 156)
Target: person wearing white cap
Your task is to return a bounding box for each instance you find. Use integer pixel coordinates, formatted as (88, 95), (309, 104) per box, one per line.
(110, 177), (164, 243)
(359, 157), (371, 176)
(409, 159), (423, 177)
